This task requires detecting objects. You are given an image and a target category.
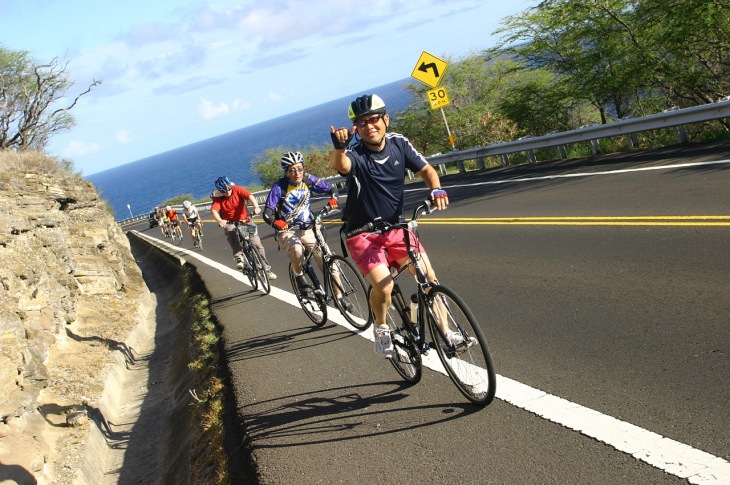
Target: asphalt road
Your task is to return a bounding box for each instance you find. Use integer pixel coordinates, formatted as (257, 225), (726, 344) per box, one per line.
(128, 140), (730, 484)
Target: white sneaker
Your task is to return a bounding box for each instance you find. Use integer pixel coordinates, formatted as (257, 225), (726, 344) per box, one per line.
(373, 324), (394, 358)
(235, 256), (245, 269)
(446, 330), (476, 348)
(267, 270), (277, 280)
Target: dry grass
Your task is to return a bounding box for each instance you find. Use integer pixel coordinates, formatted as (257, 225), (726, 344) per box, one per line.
(0, 149), (78, 176)
(179, 274), (230, 485)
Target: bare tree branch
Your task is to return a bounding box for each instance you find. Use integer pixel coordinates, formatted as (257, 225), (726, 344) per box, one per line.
(0, 49), (100, 151)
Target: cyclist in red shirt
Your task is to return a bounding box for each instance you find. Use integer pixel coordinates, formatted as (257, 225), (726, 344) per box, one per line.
(165, 205), (184, 240)
(210, 176), (277, 279)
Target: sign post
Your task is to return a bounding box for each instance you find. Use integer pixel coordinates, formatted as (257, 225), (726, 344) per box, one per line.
(411, 52), (455, 149)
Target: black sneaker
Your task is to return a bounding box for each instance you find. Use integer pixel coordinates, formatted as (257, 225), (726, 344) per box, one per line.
(295, 275), (314, 299)
(338, 295), (355, 313)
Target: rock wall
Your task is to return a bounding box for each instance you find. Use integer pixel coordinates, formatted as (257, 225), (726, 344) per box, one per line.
(0, 151), (148, 483)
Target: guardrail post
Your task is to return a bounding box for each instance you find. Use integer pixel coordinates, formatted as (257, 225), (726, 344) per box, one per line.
(438, 164), (447, 175)
(590, 139), (602, 155)
(527, 149), (537, 164)
(500, 154), (509, 167)
(477, 157), (486, 170)
(674, 125), (689, 144)
(629, 133), (639, 149)
(456, 160), (465, 173)
(557, 145), (567, 159)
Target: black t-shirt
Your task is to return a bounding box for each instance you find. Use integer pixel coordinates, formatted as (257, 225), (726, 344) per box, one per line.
(340, 132), (428, 229)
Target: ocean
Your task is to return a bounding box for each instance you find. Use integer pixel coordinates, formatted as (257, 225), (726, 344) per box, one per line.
(86, 78), (415, 220)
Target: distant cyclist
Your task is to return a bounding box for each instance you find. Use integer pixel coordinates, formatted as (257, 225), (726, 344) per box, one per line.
(153, 206), (167, 237)
(263, 151), (351, 308)
(210, 176), (277, 279)
(158, 207), (171, 237)
(182, 200), (203, 241)
(329, 93), (449, 358)
(165, 205), (184, 240)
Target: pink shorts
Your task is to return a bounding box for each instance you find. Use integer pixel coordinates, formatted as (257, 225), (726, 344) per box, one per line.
(346, 228), (425, 277)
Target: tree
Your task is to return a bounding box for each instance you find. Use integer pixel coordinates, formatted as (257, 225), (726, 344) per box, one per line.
(633, 0), (730, 107)
(492, 0), (730, 126)
(0, 47), (100, 150)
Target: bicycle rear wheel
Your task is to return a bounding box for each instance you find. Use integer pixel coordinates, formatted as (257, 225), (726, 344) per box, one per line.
(426, 285), (496, 406)
(251, 246), (270, 294)
(288, 264), (327, 326)
(326, 255), (372, 330)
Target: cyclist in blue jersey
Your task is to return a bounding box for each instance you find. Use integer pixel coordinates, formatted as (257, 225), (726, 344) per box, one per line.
(263, 151), (353, 306)
(329, 94), (449, 358)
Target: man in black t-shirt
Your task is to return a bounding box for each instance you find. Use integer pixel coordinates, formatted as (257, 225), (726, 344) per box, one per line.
(329, 94), (449, 358)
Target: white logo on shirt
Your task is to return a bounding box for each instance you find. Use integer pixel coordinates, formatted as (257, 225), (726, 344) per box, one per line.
(373, 156), (389, 165)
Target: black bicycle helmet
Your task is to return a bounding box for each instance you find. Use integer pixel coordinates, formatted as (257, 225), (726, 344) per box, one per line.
(348, 94), (386, 121)
(215, 176), (232, 192)
(280, 151), (304, 171)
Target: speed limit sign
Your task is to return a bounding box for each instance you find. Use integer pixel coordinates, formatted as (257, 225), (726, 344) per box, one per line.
(427, 86), (450, 110)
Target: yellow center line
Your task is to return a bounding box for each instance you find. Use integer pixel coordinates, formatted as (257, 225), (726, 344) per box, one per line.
(416, 216), (730, 226)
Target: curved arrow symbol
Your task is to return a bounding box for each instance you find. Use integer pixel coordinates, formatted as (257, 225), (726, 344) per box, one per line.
(418, 62), (440, 78)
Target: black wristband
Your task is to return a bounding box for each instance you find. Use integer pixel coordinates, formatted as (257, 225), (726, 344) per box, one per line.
(330, 131), (352, 150)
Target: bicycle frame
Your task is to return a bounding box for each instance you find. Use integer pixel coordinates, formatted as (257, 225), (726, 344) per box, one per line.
(296, 208), (336, 302)
(373, 202), (448, 351)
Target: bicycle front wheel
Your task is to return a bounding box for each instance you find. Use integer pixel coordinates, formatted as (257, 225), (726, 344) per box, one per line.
(426, 285), (496, 406)
(249, 246), (270, 294)
(326, 255), (372, 330)
(288, 264), (327, 326)
(241, 246), (258, 290)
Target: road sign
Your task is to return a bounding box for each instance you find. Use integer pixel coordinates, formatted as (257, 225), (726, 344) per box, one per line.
(427, 86), (450, 110)
(411, 51), (448, 88)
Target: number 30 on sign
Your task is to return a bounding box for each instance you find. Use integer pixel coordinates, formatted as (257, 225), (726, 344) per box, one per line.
(427, 86), (450, 110)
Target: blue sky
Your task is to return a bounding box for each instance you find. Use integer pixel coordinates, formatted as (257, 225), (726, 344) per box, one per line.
(0, 0), (537, 175)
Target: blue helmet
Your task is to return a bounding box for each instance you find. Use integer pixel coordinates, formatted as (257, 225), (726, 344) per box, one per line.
(215, 176), (232, 192)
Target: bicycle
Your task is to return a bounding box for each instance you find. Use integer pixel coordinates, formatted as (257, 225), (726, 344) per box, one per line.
(189, 221), (203, 251)
(160, 222), (171, 239)
(361, 200), (496, 406)
(233, 221), (270, 294)
(286, 206), (372, 330)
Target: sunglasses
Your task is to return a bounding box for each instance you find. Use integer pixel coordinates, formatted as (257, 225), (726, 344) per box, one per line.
(354, 114), (384, 128)
(287, 167), (304, 174)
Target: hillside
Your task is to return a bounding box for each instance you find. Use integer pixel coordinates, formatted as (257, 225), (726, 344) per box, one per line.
(0, 151), (151, 483)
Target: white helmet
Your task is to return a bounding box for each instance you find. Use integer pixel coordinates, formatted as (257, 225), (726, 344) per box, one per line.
(280, 151), (304, 171)
(183, 200), (192, 209)
(165, 205), (172, 211)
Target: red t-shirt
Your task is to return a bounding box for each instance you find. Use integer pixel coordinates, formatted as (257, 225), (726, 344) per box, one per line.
(211, 185), (252, 222)
(166, 209), (178, 221)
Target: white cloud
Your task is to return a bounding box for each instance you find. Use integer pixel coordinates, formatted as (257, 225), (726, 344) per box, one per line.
(198, 98), (230, 119)
(61, 140), (104, 157)
(267, 91), (282, 102)
(116, 131), (132, 144)
(232, 98), (252, 111)
(199, 97), (252, 120)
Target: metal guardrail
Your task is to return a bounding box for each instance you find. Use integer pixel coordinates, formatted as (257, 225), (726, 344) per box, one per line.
(119, 99), (730, 225)
(427, 98), (730, 167)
